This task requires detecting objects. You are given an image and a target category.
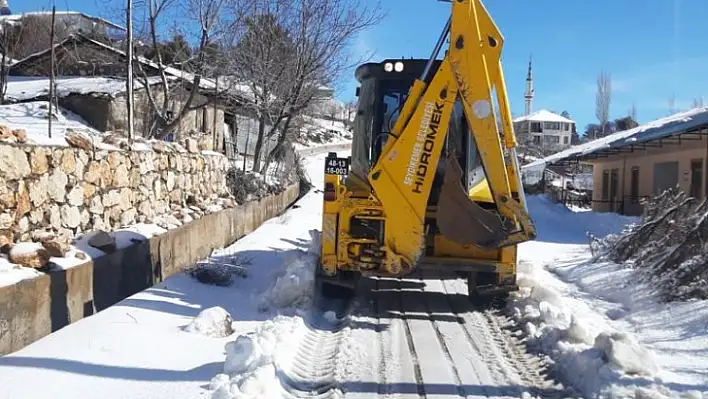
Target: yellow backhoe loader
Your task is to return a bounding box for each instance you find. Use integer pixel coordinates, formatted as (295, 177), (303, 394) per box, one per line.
(317, 0), (536, 301)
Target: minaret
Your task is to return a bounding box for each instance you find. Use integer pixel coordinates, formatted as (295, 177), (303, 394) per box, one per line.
(0, 0), (11, 16)
(524, 55), (534, 116)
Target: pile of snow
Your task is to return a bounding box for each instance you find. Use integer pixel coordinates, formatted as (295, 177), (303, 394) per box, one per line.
(257, 250), (319, 312)
(184, 306), (235, 338)
(592, 188), (708, 301)
(511, 193), (708, 398)
(209, 316), (305, 399)
(4, 75), (165, 103)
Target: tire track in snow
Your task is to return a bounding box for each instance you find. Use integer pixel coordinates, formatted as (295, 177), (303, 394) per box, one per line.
(276, 297), (354, 398)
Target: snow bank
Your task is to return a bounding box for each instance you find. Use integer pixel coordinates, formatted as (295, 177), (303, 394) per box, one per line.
(527, 194), (639, 244)
(257, 251), (318, 311)
(513, 192), (708, 397)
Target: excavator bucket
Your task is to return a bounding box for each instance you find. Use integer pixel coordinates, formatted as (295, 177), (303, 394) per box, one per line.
(436, 153), (508, 249)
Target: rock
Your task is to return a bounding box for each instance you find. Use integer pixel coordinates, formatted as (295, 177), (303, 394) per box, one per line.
(87, 231), (116, 253)
(169, 189), (183, 204)
(74, 155), (85, 180)
(139, 156), (155, 174)
(48, 204), (61, 230)
(66, 185), (84, 206)
(89, 195), (104, 214)
(75, 252), (88, 260)
(104, 206), (122, 225)
(166, 171), (175, 191)
(29, 147), (49, 175)
(28, 174), (49, 207)
(47, 169), (68, 203)
(120, 208), (137, 226)
(59, 149), (76, 174)
(184, 306), (234, 337)
(17, 216), (29, 235)
(99, 160), (113, 187)
(0, 212), (12, 229)
(29, 208), (44, 224)
(91, 215), (107, 231)
(0, 145), (31, 180)
(84, 161), (102, 184)
(129, 168), (141, 188)
(152, 141), (173, 153)
(118, 188), (132, 211)
(0, 125), (11, 140)
(112, 164), (130, 188)
(0, 228), (12, 249)
(0, 183), (15, 209)
(64, 130), (94, 150)
(13, 181), (30, 221)
(154, 179), (162, 199)
(42, 239), (69, 257)
(11, 129), (27, 143)
(107, 152), (125, 169)
(61, 205), (81, 229)
(8, 242), (51, 269)
(31, 230), (56, 242)
(80, 209), (90, 228)
(83, 183), (96, 201)
(102, 190), (121, 208)
(138, 200), (154, 218)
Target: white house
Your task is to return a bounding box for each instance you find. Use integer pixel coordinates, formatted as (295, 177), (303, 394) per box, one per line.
(513, 109), (575, 150)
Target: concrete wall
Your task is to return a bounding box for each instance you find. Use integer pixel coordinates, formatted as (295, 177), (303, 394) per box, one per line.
(0, 183), (300, 356)
(589, 135), (708, 215)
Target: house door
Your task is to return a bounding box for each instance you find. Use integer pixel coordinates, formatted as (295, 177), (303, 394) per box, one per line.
(653, 161), (679, 195)
(690, 159), (703, 199)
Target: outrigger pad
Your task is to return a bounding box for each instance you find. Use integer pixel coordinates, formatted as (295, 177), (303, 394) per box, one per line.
(436, 154), (507, 249)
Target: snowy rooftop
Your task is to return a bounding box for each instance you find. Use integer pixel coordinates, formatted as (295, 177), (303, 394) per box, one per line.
(523, 106), (708, 171)
(513, 109), (575, 124)
(4, 75), (165, 102)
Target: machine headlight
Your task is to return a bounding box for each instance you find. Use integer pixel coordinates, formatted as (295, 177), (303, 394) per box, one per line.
(384, 62), (394, 72)
(394, 61), (404, 72)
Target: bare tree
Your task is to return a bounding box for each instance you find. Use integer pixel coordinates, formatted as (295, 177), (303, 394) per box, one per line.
(628, 102), (637, 121)
(595, 70), (611, 140)
(129, 0), (240, 139)
(223, 0), (383, 172)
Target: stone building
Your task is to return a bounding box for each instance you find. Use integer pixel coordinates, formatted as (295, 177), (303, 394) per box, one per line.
(7, 34), (233, 151)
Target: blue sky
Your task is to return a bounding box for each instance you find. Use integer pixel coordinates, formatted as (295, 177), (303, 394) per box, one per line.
(13, 0), (708, 132)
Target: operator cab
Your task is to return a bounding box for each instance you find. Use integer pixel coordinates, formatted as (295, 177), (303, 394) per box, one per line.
(348, 58), (488, 205)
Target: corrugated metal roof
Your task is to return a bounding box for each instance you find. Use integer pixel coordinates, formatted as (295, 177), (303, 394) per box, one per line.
(523, 106), (708, 170)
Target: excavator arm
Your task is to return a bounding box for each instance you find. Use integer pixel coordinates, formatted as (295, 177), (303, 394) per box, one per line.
(366, 0), (536, 275)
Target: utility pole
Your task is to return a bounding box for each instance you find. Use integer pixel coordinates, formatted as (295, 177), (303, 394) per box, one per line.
(48, 5), (56, 139)
(126, 0), (134, 143)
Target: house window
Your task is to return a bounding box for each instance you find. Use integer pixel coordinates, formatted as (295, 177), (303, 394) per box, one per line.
(543, 121), (561, 130)
(630, 166), (639, 199)
(563, 136), (569, 144)
(601, 170), (609, 200)
(533, 135), (541, 144)
(690, 159), (703, 199)
(530, 122), (542, 132)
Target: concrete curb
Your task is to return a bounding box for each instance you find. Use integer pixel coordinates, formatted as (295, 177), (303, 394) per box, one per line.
(0, 183), (300, 356)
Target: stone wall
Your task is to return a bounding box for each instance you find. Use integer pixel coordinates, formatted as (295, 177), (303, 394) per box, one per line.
(0, 141), (232, 244)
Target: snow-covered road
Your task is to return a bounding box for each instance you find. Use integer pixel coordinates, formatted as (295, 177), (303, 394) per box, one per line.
(3, 148), (708, 399)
